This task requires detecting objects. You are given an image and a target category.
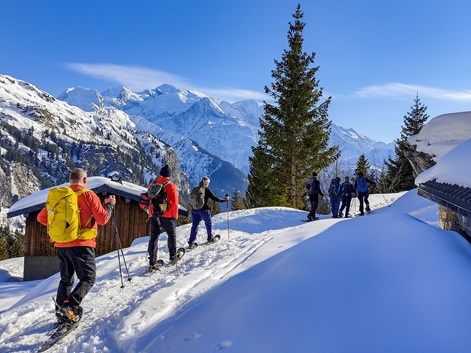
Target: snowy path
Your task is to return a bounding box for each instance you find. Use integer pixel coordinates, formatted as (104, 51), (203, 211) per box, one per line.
(0, 208), (313, 352)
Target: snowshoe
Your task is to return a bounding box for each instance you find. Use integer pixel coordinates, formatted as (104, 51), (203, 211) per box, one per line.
(187, 242), (198, 250)
(204, 234), (221, 245)
(168, 247), (186, 266)
(143, 259), (165, 277)
(37, 315), (81, 352)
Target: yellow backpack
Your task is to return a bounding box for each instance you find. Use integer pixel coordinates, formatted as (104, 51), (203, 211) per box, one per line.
(46, 186), (95, 243)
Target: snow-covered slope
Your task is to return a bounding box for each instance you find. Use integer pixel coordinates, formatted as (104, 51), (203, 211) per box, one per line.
(4, 191), (471, 353)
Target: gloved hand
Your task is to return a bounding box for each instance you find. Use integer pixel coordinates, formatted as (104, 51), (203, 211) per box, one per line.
(105, 195), (116, 205)
(105, 195), (116, 210)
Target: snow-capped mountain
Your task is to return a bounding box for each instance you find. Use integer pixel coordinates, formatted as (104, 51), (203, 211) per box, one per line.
(62, 85), (260, 173)
(0, 75), (247, 228)
(330, 123), (395, 169)
(60, 84), (393, 176)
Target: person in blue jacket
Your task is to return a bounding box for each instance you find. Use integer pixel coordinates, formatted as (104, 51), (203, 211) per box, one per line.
(354, 172), (376, 216)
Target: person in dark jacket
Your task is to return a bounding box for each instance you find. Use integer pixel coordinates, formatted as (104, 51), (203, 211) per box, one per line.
(339, 176), (354, 218)
(328, 177), (341, 218)
(305, 172), (324, 221)
(354, 171), (376, 215)
(188, 176), (229, 248)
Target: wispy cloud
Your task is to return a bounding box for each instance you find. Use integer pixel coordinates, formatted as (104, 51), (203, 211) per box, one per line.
(65, 63), (268, 102)
(354, 83), (471, 102)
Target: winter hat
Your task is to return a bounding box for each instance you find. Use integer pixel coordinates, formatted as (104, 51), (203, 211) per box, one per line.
(312, 172), (318, 177)
(345, 176), (350, 181)
(160, 165), (171, 177)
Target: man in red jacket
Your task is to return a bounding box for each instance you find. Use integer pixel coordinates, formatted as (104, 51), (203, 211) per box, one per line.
(147, 164), (180, 270)
(37, 168), (115, 323)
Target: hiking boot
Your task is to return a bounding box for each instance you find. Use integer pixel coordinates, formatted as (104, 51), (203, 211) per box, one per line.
(345, 213), (351, 218)
(188, 243), (197, 249)
(57, 302), (83, 323)
(207, 237), (217, 243)
(366, 206), (371, 212)
(338, 212), (343, 217)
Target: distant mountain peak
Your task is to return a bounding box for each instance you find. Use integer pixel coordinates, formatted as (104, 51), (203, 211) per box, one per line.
(156, 84), (181, 94)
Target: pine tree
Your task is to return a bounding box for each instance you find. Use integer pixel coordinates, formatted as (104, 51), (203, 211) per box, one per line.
(355, 154), (371, 177)
(0, 230), (9, 261)
(231, 188), (246, 211)
(382, 94), (429, 192)
(247, 4), (338, 209)
(207, 199), (222, 216)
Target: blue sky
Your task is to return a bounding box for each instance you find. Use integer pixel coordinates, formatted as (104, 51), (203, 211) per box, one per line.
(3, 0), (471, 142)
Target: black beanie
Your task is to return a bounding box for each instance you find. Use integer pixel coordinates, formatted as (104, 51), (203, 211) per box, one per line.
(160, 165), (171, 177)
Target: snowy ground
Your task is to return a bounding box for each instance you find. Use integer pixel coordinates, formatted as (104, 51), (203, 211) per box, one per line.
(1, 190), (471, 353)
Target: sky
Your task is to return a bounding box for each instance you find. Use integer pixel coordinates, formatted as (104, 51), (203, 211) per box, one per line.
(3, 0), (471, 142)
(4, 189), (471, 352)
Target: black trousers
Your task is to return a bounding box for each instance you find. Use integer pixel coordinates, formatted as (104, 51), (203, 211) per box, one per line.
(56, 246), (96, 308)
(340, 196), (352, 215)
(148, 216), (177, 266)
(357, 191), (370, 214)
(308, 193), (319, 218)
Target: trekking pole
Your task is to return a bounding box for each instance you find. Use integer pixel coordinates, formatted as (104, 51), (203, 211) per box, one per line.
(375, 184), (389, 205)
(112, 209), (132, 287)
(225, 197), (230, 239)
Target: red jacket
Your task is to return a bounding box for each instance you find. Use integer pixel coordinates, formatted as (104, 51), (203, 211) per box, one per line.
(151, 177), (179, 219)
(37, 184), (112, 248)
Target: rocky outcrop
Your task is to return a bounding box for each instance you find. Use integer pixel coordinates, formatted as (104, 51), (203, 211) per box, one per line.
(402, 141), (436, 177)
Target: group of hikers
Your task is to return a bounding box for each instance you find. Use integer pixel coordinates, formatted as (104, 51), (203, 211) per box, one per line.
(305, 171), (376, 221)
(36, 165), (377, 327)
(36, 166), (229, 327)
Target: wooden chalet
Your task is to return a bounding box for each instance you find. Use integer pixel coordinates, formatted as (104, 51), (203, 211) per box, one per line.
(8, 177), (151, 280)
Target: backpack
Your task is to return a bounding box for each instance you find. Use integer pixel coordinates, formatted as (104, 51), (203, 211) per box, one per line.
(328, 181), (340, 198)
(139, 181), (168, 218)
(307, 178), (318, 195)
(189, 186), (205, 210)
(341, 182), (352, 197)
(46, 186), (95, 243)
(356, 177), (368, 193)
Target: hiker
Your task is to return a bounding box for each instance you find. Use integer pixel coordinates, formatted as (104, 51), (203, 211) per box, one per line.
(188, 176), (229, 248)
(147, 164), (180, 269)
(37, 168), (116, 324)
(354, 171), (376, 215)
(328, 177), (341, 218)
(305, 172), (324, 221)
(339, 176), (355, 218)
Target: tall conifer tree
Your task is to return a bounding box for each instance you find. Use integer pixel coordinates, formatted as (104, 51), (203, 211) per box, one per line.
(381, 94), (429, 192)
(247, 4), (338, 208)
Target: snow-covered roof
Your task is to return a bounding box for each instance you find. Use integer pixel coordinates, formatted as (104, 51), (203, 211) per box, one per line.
(410, 111), (471, 189)
(7, 177), (146, 218)
(408, 111), (471, 163)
